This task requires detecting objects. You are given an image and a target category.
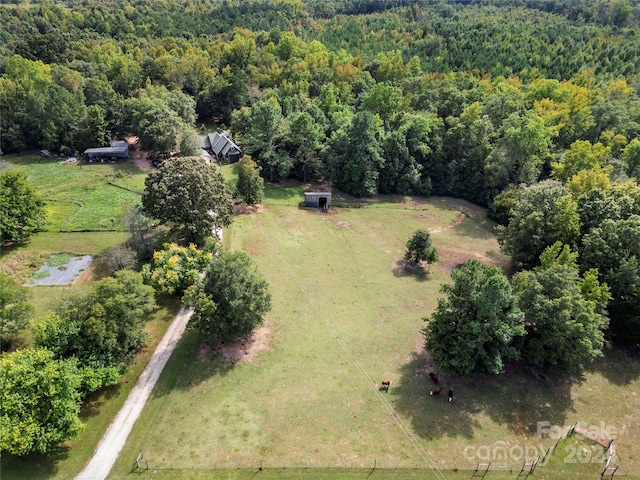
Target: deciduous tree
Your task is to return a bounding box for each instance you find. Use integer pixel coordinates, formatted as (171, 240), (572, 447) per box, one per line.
(423, 259), (525, 376)
(404, 229), (438, 270)
(236, 156), (265, 205)
(0, 348), (84, 455)
(0, 170), (46, 244)
(34, 270), (156, 369)
(142, 157), (233, 245)
(498, 180), (580, 267)
(185, 251), (271, 340)
(142, 241), (217, 296)
(0, 272), (33, 346)
(513, 243), (610, 374)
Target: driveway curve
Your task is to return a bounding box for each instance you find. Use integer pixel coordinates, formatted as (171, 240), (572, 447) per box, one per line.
(75, 306), (193, 480)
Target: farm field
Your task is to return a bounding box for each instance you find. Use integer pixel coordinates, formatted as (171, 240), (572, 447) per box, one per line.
(108, 189), (640, 479)
(3, 154), (145, 232)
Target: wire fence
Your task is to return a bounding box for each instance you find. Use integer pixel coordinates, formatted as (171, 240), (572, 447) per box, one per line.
(132, 421), (626, 478)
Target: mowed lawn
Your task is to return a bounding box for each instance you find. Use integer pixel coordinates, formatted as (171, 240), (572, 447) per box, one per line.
(109, 192), (640, 479)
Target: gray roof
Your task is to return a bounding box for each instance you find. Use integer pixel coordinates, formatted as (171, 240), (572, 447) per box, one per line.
(207, 132), (241, 157)
(84, 140), (129, 156)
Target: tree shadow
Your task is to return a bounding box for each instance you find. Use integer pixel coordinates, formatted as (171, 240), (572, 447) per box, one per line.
(0, 445), (69, 479)
(392, 352), (578, 442)
(150, 330), (236, 398)
(585, 343), (640, 386)
(392, 259), (431, 282)
(80, 382), (123, 421)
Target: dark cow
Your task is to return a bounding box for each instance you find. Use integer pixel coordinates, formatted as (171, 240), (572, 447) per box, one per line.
(429, 387), (442, 396)
(428, 372), (439, 383)
(381, 380), (392, 391)
(448, 388), (454, 402)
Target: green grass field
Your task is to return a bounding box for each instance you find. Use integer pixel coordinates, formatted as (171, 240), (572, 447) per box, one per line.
(107, 192), (640, 479)
(3, 154), (145, 232)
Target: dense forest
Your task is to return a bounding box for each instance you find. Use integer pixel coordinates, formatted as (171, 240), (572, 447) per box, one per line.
(2, 0), (640, 346)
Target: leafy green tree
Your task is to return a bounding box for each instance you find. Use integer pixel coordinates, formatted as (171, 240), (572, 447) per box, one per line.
(34, 270), (156, 369)
(551, 140), (611, 182)
(185, 251), (271, 340)
(236, 156), (265, 205)
(142, 241), (217, 296)
(0, 170), (46, 244)
(142, 157), (233, 245)
(127, 85), (197, 155)
(513, 243), (610, 374)
(0, 348), (84, 455)
(423, 259), (525, 376)
(244, 99), (288, 181)
(581, 215), (640, 340)
(361, 83), (404, 126)
(484, 110), (556, 192)
(0, 272), (33, 345)
(498, 180), (581, 267)
(288, 111), (325, 182)
(444, 102), (494, 204)
(576, 188), (621, 235)
(621, 138), (640, 179)
(327, 110), (384, 197)
(404, 229), (438, 270)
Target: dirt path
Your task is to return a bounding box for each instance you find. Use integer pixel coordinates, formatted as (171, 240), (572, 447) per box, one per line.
(74, 307), (193, 480)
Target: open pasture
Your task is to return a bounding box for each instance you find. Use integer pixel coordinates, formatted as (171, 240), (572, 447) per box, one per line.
(3, 154), (145, 232)
(109, 190), (640, 479)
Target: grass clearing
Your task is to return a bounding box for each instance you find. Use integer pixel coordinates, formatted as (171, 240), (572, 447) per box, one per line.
(3, 154), (145, 232)
(107, 194), (640, 479)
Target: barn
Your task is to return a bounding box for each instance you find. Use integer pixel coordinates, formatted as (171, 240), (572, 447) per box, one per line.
(84, 140), (129, 162)
(304, 192), (332, 210)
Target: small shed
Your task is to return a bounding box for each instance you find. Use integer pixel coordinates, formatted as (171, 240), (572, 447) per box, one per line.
(84, 140), (129, 161)
(304, 192), (332, 210)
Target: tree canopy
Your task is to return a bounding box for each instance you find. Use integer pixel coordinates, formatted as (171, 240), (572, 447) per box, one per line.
(404, 229), (438, 270)
(142, 157), (233, 245)
(0, 348), (84, 455)
(0, 272), (33, 346)
(512, 243), (610, 374)
(423, 259), (525, 376)
(185, 251), (272, 341)
(0, 170), (46, 244)
(34, 270), (156, 369)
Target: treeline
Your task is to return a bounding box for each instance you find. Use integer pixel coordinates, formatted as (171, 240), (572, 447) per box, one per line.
(1, 0), (640, 343)
(316, 4), (640, 79)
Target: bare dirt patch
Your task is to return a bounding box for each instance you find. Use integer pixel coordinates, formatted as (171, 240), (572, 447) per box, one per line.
(125, 136), (155, 172)
(429, 212), (466, 234)
(436, 246), (487, 275)
(336, 220), (351, 228)
(233, 203), (265, 214)
(198, 325), (272, 364)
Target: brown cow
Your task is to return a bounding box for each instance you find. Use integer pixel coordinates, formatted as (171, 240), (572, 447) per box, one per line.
(430, 387), (442, 396)
(381, 380), (392, 392)
(428, 372), (439, 383)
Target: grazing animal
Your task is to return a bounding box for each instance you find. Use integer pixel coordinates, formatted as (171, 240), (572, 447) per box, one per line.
(429, 387), (442, 396)
(428, 372), (439, 383)
(448, 388), (454, 402)
(381, 380), (391, 391)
